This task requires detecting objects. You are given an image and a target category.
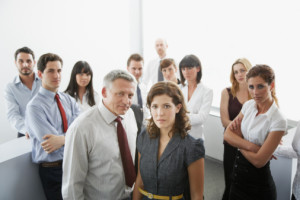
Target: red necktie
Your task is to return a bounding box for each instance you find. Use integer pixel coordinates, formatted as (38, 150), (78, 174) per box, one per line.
(55, 94), (68, 133)
(115, 116), (136, 187)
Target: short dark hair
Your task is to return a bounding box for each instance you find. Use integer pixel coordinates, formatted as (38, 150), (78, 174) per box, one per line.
(160, 58), (176, 71)
(179, 54), (202, 86)
(14, 47), (35, 60)
(127, 53), (144, 67)
(37, 53), (63, 73)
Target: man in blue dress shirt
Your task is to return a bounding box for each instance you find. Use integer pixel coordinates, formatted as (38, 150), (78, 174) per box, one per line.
(25, 53), (80, 200)
(4, 47), (41, 138)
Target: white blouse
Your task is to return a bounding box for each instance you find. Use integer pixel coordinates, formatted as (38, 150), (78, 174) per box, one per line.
(241, 99), (287, 146)
(180, 82), (213, 139)
(76, 91), (100, 113)
(275, 122), (300, 199)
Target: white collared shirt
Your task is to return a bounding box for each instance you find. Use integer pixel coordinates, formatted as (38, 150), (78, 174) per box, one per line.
(180, 82), (213, 139)
(62, 102), (137, 200)
(241, 99), (287, 146)
(76, 91), (101, 113)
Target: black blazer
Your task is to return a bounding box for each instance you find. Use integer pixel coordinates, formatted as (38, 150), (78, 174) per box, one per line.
(130, 104), (145, 174)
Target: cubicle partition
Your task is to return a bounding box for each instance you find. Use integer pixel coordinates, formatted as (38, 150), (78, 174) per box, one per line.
(0, 112), (296, 200)
(0, 138), (46, 200)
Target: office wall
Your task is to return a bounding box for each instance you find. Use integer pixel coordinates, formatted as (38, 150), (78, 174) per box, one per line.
(142, 0), (300, 121)
(0, 0), (144, 144)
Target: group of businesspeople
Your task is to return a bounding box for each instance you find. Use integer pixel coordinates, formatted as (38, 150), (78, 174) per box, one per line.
(3, 38), (300, 200)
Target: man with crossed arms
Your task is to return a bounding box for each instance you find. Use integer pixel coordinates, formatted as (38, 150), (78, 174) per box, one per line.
(4, 47), (41, 138)
(26, 53), (80, 199)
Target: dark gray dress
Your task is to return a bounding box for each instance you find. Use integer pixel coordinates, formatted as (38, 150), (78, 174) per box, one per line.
(137, 129), (205, 199)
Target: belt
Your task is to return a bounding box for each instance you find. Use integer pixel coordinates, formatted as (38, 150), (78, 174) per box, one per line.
(40, 160), (63, 167)
(138, 188), (183, 200)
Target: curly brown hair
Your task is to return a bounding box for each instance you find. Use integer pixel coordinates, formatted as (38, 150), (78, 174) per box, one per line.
(146, 81), (191, 138)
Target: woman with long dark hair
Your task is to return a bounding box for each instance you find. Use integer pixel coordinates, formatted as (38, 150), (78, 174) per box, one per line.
(65, 61), (100, 113)
(224, 65), (287, 199)
(179, 54), (213, 140)
(132, 81), (205, 200)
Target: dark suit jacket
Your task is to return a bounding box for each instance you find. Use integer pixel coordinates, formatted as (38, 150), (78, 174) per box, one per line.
(130, 104), (144, 135)
(130, 104), (145, 174)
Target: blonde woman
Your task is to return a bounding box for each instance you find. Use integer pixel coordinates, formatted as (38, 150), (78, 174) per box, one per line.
(220, 58), (252, 200)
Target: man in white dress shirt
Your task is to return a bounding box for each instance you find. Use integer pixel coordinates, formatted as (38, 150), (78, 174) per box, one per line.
(62, 70), (138, 200)
(126, 53), (145, 109)
(143, 38), (168, 90)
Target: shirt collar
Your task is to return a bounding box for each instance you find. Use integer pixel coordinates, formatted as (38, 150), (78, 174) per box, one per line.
(39, 86), (57, 100)
(14, 73), (40, 85)
(264, 100), (277, 117)
(14, 76), (21, 84)
(253, 100), (277, 117)
(98, 101), (123, 124)
(158, 54), (167, 60)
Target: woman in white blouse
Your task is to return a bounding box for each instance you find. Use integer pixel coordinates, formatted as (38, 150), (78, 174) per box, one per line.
(291, 122), (300, 200)
(275, 121), (300, 200)
(179, 54), (213, 140)
(65, 61), (100, 113)
(224, 65), (287, 199)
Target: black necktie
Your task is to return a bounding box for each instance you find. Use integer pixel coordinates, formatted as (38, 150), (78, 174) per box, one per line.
(136, 85), (143, 108)
(158, 60), (163, 82)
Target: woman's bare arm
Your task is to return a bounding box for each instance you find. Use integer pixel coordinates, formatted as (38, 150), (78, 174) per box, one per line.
(188, 158), (204, 200)
(224, 112), (260, 153)
(132, 153), (143, 200)
(240, 131), (284, 168)
(220, 88), (231, 128)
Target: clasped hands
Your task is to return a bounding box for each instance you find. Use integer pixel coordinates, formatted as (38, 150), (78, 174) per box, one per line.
(41, 134), (65, 154)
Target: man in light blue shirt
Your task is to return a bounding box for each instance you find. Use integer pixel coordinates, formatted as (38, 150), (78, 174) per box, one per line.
(4, 47), (41, 138)
(26, 53), (80, 200)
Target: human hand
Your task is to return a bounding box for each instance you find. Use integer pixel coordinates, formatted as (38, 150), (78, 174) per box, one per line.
(229, 117), (242, 137)
(270, 155), (278, 160)
(249, 143), (261, 153)
(41, 134), (65, 154)
(25, 132), (30, 139)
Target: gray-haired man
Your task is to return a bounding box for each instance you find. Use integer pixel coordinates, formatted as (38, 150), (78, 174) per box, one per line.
(62, 70), (138, 200)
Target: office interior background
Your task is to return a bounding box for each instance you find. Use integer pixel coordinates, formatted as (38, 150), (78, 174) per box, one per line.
(1, 0), (300, 144)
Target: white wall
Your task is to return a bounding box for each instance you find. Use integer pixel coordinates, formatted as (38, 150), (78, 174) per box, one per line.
(142, 0), (300, 121)
(0, 0), (144, 144)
